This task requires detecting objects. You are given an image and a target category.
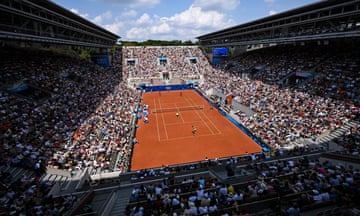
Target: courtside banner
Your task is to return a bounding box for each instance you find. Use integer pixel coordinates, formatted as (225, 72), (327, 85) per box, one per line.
(144, 84), (191, 92)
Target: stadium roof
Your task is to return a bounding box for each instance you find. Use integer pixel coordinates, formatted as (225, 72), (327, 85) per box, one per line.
(197, 0), (360, 46)
(0, 0), (120, 48)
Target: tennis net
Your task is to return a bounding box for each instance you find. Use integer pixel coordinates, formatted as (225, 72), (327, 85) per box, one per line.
(152, 105), (204, 113)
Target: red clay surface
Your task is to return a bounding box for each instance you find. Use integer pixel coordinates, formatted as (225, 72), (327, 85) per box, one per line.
(130, 90), (262, 171)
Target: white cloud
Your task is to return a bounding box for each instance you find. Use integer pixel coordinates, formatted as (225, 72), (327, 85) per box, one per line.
(86, 2), (236, 41)
(94, 0), (160, 8)
(126, 27), (148, 40)
(136, 13), (153, 25)
(121, 10), (137, 18)
(269, 10), (277, 15)
(122, 5), (235, 41)
(167, 6), (234, 29)
(150, 23), (171, 34)
(70, 8), (89, 19)
(93, 11), (112, 25)
(104, 22), (124, 35)
(193, 0), (240, 11)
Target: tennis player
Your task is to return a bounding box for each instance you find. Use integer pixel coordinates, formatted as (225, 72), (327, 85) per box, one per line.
(192, 125), (197, 136)
(176, 112), (179, 118)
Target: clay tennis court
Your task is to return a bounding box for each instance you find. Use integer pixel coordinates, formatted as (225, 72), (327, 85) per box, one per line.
(130, 90), (262, 171)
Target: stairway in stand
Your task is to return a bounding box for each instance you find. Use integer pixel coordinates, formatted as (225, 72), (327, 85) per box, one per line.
(315, 120), (358, 151)
(108, 186), (134, 215)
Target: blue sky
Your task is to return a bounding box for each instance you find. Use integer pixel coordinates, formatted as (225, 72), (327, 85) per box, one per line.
(51, 0), (320, 42)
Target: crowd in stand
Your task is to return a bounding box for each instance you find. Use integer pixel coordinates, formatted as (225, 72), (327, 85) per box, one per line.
(198, 43), (359, 149)
(0, 42), (359, 215)
(2, 44), (355, 176)
(247, 46), (323, 85)
(334, 122), (360, 156)
(0, 47), (139, 174)
(301, 52), (359, 103)
(0, 169), (77, 215)
(122, 46), (201, 85)
(0, 47), (140, 215)
(126, 148), (360, 215)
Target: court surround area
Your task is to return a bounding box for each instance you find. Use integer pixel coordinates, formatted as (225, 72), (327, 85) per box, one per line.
(130, 89), (262, 171)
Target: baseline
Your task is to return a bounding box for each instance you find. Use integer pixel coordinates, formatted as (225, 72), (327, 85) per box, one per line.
(165, 120), (207, 126)
(160, 133), (220, 142)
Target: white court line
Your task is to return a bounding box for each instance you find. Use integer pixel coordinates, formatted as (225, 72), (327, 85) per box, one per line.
(179, 112), (185, 123)
(153, 98), (161, 142)
(187, 96), (222, 135)
(159, 133), (218, 142)
(158, 98), (169, 140)
(165, 120), (207, 126)
(183, 96), (215, 135)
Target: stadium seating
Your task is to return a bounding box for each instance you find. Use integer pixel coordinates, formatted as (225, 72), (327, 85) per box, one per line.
(0, 41), (359, 215)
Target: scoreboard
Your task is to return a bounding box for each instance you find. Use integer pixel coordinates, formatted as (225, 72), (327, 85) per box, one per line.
(212, 47), (229, 57)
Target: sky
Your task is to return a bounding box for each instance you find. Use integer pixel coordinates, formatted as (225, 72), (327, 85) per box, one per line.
(51, 0), (321, 42)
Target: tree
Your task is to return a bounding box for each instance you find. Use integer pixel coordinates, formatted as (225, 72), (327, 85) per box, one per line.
(79, 49), (91, 61)
(120, 40), (199, 46)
